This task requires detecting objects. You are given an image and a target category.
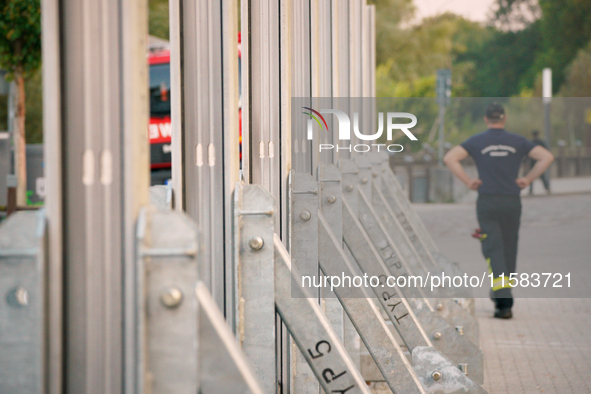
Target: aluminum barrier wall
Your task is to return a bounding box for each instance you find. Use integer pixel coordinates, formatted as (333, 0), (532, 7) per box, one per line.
(0, 0), (488, 392)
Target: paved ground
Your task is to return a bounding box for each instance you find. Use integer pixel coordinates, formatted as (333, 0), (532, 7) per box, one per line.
(414, 188), (591, 393)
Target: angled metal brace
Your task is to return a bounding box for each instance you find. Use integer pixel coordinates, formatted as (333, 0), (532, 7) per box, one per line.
(274, 234), (370, 394)
(351, 174), (484, 384)
(320, 204), (484, 392)
(334, 160), (484, 386)
(379, 159), (469, 282)
(371, 181), (480, 347)
(317, 212), (425, 393)
(341, 196), (431, 351)
(197, 282), (265, 394)
(377, 157), (475, 314)
(337, 160), (364, 371)
(412, 347), (486, 394)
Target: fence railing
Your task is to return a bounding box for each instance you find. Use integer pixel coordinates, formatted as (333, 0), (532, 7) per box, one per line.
(391, 148), (591, 202)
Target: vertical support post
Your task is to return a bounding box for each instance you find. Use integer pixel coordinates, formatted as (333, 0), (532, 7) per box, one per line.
(136, 210), (200, 392)
(40, 0), (63, 388)
(170, 0), (239, 308)
(332, 0), (351, 160)
(289, 171), (319, 392)
(0, 211), (46, 393)
(318, 164), (344, 341)
(291, 0), (312, 174)
(235, 183), (277, 392)
(312, 0), (333, 166)
(42, 0), (149, 391)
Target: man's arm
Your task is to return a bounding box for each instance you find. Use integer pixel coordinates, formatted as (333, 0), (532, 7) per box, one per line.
(443, 145), (482, 190)
(516, 145), (554, 188)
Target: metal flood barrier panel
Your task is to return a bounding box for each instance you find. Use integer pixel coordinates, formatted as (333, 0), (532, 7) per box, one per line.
(0, 0), (490, 392)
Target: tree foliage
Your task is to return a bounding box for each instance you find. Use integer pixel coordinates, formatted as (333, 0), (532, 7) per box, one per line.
(374, 0), (591, 99)
(0, 0), (42, 79)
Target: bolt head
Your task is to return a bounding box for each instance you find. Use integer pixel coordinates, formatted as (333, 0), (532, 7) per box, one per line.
(6, 287), (28, 308)
(361, 177), (368, 184)
(249, 236), (265, 251)
(327, 195), (336, 204)
(432, 331), (442, 340)
(300, 210), (311, 221)
(346, 185), (354, 192)
(15, 287), (28, 306)
(455, 326), (464, 335)
(435, 303), (443, 311)
(432, 371), (442, 381)
(161, 287), (183, 308)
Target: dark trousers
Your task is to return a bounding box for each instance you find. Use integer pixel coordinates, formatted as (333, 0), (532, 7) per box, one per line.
(529, 171), (550, 194)
(476, 194), (522, 309)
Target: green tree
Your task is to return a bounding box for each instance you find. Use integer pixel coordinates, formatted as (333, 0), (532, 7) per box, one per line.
(0, 0), (42, 205)
(149, 0), (169, 39)
(534, 0), (591, 92)
(558, 42), (591, 97)
(490, 0), (591, 94)
(455, 24), (541, 96)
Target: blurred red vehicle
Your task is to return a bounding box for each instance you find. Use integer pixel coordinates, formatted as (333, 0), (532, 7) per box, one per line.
(147, 35), (242, 186)
(148, 37), (172, 185)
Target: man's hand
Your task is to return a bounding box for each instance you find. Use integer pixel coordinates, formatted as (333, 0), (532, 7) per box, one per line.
(466, 178), (483, 190)
(516, 177), (530, 189)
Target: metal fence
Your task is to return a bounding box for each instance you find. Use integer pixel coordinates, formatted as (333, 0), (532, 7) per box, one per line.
(0, 0), (488, 392)
(391, 147), (591, 203)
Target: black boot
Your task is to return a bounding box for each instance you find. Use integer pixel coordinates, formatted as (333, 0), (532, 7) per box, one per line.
(494, 308), (512, 319)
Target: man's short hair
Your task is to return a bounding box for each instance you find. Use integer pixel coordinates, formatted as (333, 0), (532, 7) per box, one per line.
(532, 130), (540, 137)
(486, 102), (505, 121)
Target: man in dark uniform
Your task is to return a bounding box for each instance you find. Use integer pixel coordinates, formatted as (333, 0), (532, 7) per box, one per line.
(443, 103), (554, 319)
(528, 130), (551, 194)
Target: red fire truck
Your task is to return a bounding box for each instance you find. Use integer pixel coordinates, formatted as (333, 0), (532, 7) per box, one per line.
(148, 35), (241, 185)
(148, 37), (172, 185)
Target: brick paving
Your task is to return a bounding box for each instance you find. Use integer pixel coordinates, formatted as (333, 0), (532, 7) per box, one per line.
(415, 189), (591, 393)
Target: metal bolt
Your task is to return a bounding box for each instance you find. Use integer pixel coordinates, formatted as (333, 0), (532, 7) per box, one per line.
(361, 177), (368, 184)
(299, 210), (311, 221)
(327, 195), (336, 204)
(15, 287), (28, 306)
(372, 172), (378, 178)
(432, 371), (442, 381)
(161, 287), (183, 308)
(432, 331), (442, 340)
(455, 326), (464, 336)
(249, 236), (264, 251)
(346, 184), (354, 192)
(458, 363), (468, 375)
(6, 287), (29, 307)
(435, 303), (443, 311)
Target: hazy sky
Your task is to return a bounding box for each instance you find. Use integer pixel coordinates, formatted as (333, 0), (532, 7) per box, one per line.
(413, 0), (497, 23)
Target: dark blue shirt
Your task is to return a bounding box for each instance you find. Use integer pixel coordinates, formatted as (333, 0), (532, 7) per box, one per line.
(461, 128), (536, 195)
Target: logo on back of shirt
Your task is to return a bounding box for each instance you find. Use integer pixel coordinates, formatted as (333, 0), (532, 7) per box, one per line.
(481, 144), (517, 157)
